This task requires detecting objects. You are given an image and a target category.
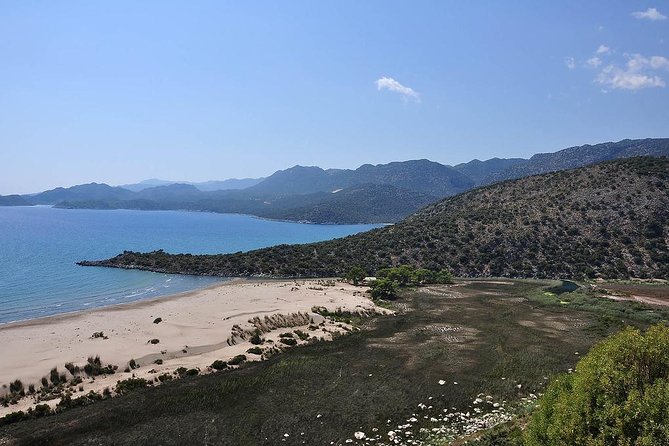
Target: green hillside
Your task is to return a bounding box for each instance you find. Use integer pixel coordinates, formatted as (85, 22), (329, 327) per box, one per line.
(81, 157), (669, 280)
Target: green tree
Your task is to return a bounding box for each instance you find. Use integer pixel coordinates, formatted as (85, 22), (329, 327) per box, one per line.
(434, 269), (453, 284)
(369, 278), (398, 299)
(525, 324), (669, 446)
(345, 266), (367, 285)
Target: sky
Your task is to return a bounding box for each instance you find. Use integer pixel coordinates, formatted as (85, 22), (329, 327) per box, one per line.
(1, 1), (668, 194)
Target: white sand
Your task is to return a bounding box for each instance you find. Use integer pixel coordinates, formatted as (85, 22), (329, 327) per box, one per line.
(0, 278), (388, 416)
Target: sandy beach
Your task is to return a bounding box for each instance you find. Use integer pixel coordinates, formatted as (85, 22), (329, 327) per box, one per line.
(0, 278), (387, 416)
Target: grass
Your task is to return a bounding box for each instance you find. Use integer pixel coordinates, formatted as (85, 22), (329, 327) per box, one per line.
(2, 279), (668, 445)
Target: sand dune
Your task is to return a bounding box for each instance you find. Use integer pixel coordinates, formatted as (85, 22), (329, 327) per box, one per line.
(0, 278), (388, 416)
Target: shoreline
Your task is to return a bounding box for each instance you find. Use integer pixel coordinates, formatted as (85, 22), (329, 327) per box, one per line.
(0, 278), (389, 417)
(0, 277), (241, 329)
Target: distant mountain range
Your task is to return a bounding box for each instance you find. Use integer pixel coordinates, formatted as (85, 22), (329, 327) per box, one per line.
(120, 178), (264, 192)
(84, 157), (669, 280)
(3, 138), (668, 223)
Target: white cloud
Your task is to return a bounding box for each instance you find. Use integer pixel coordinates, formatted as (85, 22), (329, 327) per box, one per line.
(650, 56), (669, 70)
(375, 77), (420, 102)
(565, 57), (576, 70)
(587, 56), (603, 68)
(595, 53), (668, 90)
(596, 45), (611, 55)
(632, 7), (667, 21)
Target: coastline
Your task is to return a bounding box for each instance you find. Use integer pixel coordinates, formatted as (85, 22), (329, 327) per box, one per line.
(0, 278), (389, 417)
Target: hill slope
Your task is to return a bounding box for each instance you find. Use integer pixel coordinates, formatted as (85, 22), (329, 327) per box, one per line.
(82, 157), (669, 280)
(483, 138), (669, 185)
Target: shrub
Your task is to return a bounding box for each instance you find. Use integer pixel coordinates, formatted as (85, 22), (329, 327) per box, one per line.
(83, 356), (114, 376)
(185, 368), (199, 376)
(129, 359), (138, 369)
(369, 278), (398, 299)
(64, 362), (80, 375)
(153, 317), (162, 324)
(345, 266), (367, 285)
(525, 324), (669, 446)
(280, 338), (298, 346)
(211, 360), (227, 370)
(227, 355), (246, 366)
(247, 347), (262, 355)
(250, 331), (263, 345)
(294, 330), (309, 341)
(9, 379), (23, 394)
(33, 404), (51, 417)
(158, 373), (173, 382)
(148, 338), (160, 344)
(115, 378), (148, 395)
(49, 368), (60, 385)
(154, 359), (163, 365)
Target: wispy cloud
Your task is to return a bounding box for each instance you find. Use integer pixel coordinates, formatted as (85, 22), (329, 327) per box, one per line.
(587, 56), (603, 68)
(596, 45), (611, 55)
(596, 53), (669, 91)
(632, 7), (667, 21)
(375, 77), (420, 102)
(564, 57), (576, 70)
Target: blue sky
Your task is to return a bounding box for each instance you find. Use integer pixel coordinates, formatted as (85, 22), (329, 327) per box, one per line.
(1, 1), (668, 194)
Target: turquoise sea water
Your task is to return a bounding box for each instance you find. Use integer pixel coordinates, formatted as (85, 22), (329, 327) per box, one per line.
(0, 206), (379, 324)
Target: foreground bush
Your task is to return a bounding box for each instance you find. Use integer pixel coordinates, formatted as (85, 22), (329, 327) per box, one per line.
(525, 324), (669, 445)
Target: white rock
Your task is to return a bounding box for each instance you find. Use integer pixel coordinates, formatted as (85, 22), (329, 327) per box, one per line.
(354, 432), (365, 440)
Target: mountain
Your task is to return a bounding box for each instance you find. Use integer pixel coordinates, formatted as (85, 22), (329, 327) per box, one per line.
(246, 159), (474, 198)
(453, 157), (526, 185)
(264, 184), (437, 224)
(28, 183), (135, 205)
(83, 157), (669, 280)
(482, 138), (669, 185)
(121, 178), (264, 192)
(0, 195), (32, 206)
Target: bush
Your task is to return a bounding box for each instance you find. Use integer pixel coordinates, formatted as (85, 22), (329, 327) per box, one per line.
(525, 324), (669, 445)
(345, 266), (366, 285)
(227, 355), (246, 366)
(153, 317), (162, 324)
(9, 379), (23, 394)
(211, 360), (227, 370)
(369, 278), (398, 299)
(294, 330), (309, 341)
(185, 368), (199, 376)
(280, 338), (298, 346)
(49, 368), (60, 385)
(247, 347), (263, 355)
(148, 338), (160, 344)
(154, 359), (163, 365)
(250, 331), (264, 345)
(115, 378), (148, 395)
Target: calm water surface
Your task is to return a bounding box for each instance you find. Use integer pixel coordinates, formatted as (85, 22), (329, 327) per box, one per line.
(0, 206), (380, 324)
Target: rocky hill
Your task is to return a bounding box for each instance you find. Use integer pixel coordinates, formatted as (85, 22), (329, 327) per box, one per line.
(482, 138), (669, 185)
(81, 157), (669, 280)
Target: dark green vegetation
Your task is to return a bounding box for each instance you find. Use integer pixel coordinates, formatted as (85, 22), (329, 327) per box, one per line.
(9, 138), (667, 224)
(83, 157), (669, 280)
(524, 324), (669, 446)
(368, 265), (454, 298)
(3, 280), (668, 445)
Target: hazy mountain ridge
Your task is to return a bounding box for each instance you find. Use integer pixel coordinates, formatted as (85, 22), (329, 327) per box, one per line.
(120, 177), (265, 192)
(4, 138), (668, 224)
(0, 195), (32, 206)
(82, 157), (669, 280)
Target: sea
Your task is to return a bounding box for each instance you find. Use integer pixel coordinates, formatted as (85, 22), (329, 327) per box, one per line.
(0, 206), (380, 324)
